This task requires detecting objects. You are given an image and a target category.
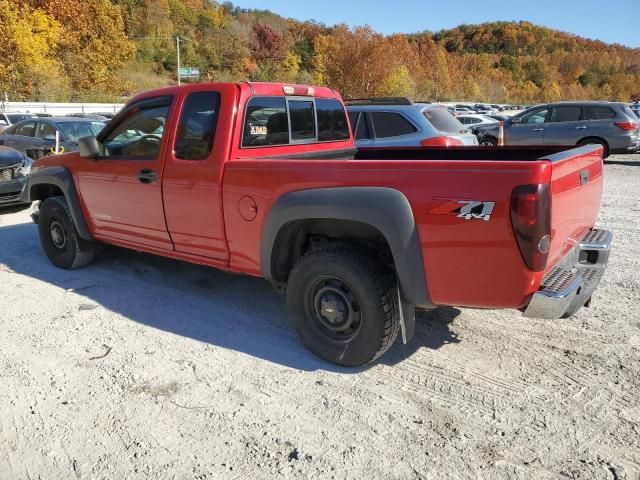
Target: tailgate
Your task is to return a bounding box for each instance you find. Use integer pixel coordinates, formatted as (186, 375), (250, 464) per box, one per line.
(545, 145), (604, 271)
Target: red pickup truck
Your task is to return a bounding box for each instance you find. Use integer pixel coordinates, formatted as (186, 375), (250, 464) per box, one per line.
(22, 82), (612, 366)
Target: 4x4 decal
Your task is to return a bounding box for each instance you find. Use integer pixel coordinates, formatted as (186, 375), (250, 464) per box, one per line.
(430, 200), (496, 221)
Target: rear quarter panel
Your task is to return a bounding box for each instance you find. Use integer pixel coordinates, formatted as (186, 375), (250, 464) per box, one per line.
(223, 158), (552, 309)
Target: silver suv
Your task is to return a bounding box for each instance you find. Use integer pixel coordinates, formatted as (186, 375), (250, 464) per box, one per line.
(346, 98), (478, 147)
(474, 101), (639, 156)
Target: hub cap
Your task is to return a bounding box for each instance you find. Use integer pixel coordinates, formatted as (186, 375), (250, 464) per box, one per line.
(50, 220), (67, 250)
(308, 277), (362, 340)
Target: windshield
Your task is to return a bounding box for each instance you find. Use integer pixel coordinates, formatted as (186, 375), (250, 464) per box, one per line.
(57, 122), (105, 142)
(7, 114), (34, 124)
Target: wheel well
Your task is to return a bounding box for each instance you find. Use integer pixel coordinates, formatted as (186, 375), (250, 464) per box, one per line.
(578, 136), (609, 154)
(269, 219), (395, 283)
(30, 183), (64, 201)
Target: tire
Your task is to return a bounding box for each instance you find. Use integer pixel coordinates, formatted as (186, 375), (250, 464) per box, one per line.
(38, 196), (96, 269)
(286, 244), (401, 367)
(480, 136), (498, 146)
(578, 138), (609, 158)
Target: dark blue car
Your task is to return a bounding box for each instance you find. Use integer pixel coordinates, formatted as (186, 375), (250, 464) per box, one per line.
(0, 117), (105, 155)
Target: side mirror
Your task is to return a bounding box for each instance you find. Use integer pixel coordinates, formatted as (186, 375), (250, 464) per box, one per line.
(510, 117), (521, 124)
(43, 134), (57, 142)
(79, 135), (100, 159)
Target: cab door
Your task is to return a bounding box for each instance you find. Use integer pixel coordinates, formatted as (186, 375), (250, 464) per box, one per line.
(161, 84), (237, 260)
(77, 96), (175, 249)
(506, 107), (550, 145)
(543, 105), (587, 145)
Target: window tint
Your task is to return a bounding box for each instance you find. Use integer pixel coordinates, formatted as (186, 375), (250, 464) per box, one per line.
(371, 112), (417, 138)
(586, 106), (616, 120)
(243, 97), (288, 147)
(102, 96), (172, 159)
(16, 122), (36, 137)
(520, 108), (549, 124)
(316, 98), (349, 141)
(36, 122), (57, 139)
(174, 91), (220, 160)
(289, 100), (315, 141)
(423, 108), (465, 133)
(552, 106), (583, 122)
(7, 114), (33, 124)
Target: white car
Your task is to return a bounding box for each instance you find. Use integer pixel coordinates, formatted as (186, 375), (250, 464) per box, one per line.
(456, 114), (499, 127)
(0, 112), (36, 134)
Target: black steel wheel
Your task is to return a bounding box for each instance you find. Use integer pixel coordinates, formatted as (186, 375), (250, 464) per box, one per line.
(286, 244), (400, 367)
(38, 196), (96, 269)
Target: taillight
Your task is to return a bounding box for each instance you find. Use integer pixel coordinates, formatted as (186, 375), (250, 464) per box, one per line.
(510, 184), (551, 272)
(614, 121), (638, 131)
(420, 136), (464, 147)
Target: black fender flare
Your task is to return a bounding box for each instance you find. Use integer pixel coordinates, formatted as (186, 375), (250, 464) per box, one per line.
(261, 187), (433, 312)
(21, 166), (93, 241)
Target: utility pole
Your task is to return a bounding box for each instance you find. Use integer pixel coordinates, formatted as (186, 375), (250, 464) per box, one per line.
(176, 36), (181, 86)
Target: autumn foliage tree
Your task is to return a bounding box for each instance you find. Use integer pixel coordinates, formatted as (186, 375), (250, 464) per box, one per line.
(0, 3), (639, 103)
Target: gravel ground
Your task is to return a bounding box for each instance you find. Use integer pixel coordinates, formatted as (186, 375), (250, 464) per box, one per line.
(1, 154), (639, 480)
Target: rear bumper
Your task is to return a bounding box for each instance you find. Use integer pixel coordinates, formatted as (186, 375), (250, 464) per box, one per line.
(523, 229), (613, 319)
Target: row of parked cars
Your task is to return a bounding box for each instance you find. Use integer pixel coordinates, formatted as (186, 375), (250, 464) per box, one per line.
(345, 98), (640, 156)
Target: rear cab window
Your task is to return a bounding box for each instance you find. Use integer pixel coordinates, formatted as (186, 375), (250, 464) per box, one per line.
(242, 96), (350, 148)
(174, 91), (221, 160)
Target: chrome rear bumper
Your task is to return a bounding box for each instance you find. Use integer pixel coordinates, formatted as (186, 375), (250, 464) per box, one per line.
(523, 229), (612, 319)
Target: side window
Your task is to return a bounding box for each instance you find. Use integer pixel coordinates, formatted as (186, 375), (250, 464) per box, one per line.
(174, 91), (221, 160)
(4, 125), (18, 135)
(520, 108), (549, 124)
(36, 122), (57, 139)
(289, 100), (315, 141)
(586, 106), (616, 120)
(316, 98), (350, 141)
(370, 112), (417, 138)
(101, 96), (172, 159)
(243, 97), (288, 147)
(551, 106), (583, 122)
(16, 122), (36, 137)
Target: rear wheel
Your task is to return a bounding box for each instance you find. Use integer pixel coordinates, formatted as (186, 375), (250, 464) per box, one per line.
(38, 196), (96, 269)
(578, 138), (609, 158)
(286, 244), (400, 367)
(480, 136), (498, 146)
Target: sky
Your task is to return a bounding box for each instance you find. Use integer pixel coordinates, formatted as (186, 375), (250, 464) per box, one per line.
(233, 0), (640, 48)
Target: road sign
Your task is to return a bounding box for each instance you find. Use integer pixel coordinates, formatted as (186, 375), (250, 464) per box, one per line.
(178, 67), (200, 79)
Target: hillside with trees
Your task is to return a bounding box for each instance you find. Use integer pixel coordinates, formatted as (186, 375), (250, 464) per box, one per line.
(1, 0), (639, 103)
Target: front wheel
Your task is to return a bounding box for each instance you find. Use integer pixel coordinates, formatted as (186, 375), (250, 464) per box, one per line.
(479, 136), (498, 146)
(286, 245), (400, 367)
(38, 196), (96, 269)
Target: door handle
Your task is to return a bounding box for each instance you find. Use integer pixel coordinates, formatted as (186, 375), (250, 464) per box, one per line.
(138, 169), (158, 184)
(576, 126), (587, 130)
(533, 128), (544, 132)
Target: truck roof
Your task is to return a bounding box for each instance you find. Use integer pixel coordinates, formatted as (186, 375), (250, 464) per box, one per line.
(126, 82), (343, 105)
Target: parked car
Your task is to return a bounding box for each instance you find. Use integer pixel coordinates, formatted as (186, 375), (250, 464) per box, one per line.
(22, 82), (611, 367)
(628, 103), (640, 119)
(68, 113), (110, 121)
(0, 117), (106, 154)
(474, 102), (639, 156)
(456, 114), (498, 127)
(346, 98), (478, 147)
(0, 146), (32, 208)
(0, 112), (35, 134)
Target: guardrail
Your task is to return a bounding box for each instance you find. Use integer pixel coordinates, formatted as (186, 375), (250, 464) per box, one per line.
(0, 102), (125, 115)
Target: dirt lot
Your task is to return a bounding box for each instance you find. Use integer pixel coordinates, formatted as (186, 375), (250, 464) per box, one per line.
(1, 154), (639, 480)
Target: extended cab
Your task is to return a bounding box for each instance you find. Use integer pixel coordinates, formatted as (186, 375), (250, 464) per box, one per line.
(22, 82), (613, 366)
